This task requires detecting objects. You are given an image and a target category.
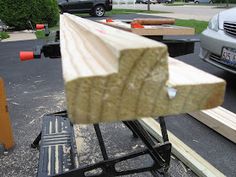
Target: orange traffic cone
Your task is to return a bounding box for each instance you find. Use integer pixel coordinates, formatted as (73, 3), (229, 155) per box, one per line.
(0, 77), (14, 150)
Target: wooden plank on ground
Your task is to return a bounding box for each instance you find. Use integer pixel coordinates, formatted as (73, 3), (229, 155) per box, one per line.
(189, 107), (236, 143)
(60, 14), (225, 124)
(99, 19), (195, 36)
(139, 118), (226, 177)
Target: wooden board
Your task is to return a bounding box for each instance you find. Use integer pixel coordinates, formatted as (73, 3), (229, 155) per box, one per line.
(99, 19), (195, 36)
(60, 13), (169, 124)
(133, 18), (175, 25)
(60, 14), (225, 124)
(0, 77), (14, 150)
(139, 118), (226, 177)
(189, 107), (236, 143)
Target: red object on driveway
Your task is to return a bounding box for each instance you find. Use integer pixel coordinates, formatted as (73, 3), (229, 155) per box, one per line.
(19, 51), (34, 61)
(36, 24), (45, 30)
(106, 18), (113, 22)
(131, 22), (144, 29)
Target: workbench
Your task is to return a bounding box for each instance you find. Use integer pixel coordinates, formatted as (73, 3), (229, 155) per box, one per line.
(20, 14), (225, 177)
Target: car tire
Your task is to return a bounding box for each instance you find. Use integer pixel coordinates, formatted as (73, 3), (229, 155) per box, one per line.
(58, 5), (65, 14)
(93, 5), (105, 17)
(195, 1), (199, 4)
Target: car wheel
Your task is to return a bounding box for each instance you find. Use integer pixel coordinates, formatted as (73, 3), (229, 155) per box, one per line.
(195, 1), (199, 4)
(93, 5), (105, 17)
(58, 5), (65, 14)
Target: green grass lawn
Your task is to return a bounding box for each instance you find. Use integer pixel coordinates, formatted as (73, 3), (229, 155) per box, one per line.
(175, 19), (208, 34)
(164, 3), (186, 6)
(35, 30), (45, 39)
(0, 32), (9, 40)
(35, 26), (59, 39)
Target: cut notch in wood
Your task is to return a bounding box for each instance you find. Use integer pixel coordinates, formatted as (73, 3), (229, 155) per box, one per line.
(60, 14), (225, 124)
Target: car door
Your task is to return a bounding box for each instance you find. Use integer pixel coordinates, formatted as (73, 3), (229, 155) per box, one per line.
(67, 0), (93, 12)
(66, 0), (81, 12)
(78, 0), (94, 11)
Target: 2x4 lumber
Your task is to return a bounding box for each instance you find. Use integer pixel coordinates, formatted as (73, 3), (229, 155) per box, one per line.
(139, 118), (226, 177)
(133, 18), (176, 25)
(60, 13), (169, 124)
(60, 14), (225, 124)
(99, 19), (195, 36)
(189, 107), (236, 143)
(132, 25), (195, 36)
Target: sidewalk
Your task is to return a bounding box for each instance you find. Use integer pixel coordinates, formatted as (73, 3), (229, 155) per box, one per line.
(137, 13), (210, 21)
(114, 4), (225, 21)
(2, 30), (36, 42)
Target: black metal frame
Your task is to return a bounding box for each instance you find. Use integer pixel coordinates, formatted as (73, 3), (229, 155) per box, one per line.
(32, 111), (171, 177)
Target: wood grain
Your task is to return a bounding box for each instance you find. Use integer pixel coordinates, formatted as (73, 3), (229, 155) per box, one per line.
(60, 14), (168, 123)
(133, 18), (176, 25)
(60, 14), (225, 124)
(0, 77), (14, 149)
(189, 107), (236, 143)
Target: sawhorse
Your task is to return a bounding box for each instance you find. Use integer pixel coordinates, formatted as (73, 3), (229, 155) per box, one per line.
(31, 111), (171, 177)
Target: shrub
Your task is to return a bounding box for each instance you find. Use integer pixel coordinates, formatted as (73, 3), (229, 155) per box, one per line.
(0, 32), (9, 40)
(0, 0), (59, 30)
(32, 0), (59, 27)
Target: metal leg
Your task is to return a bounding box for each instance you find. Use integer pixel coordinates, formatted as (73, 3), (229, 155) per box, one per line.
(123, 121), (139, 138)
(159, 117), (169, 142)
(125, 121), (165, 169)
(151, 170), (162, 177)
(93, 124), (108, 160)
(159, 117), (171, 172)
(31, 132), (42, 149)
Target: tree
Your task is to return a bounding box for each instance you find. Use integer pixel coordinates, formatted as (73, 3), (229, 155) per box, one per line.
(0, 0), (59, 30)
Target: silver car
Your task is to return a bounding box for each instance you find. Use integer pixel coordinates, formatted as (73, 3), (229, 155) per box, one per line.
(194, 0), (213, 4)
(200, 8), (236, 74)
